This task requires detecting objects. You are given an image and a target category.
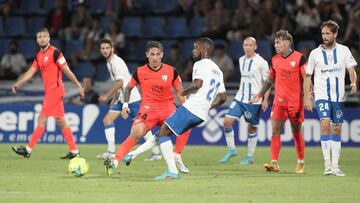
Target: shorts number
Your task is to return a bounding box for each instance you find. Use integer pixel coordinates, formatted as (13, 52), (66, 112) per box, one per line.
(206, 79), (220, 101)
(319, 103), (329, 111)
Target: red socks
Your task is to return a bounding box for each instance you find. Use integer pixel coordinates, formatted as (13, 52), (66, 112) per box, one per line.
(271, 135), (281, 161)
(292, 132), (305, 160)
(62, 127), (78, 151)
(115, 136), (137, 161)
(174, 130), (191, 154)
(28, 126), (45, 149)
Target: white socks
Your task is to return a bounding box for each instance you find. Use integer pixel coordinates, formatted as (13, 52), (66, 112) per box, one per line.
(224, 127), (235, 150)
(247, 133), (258, 157)
(130, 134), (158, 159)
(331, 135), (341, 168)
(320, 135), (331, 167)
(143, 131), (161, 155)
(105, 124), (115, 153)
(159, 136), (178, 174)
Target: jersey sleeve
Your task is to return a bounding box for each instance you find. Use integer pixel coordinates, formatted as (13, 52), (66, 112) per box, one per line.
(128, 69), (139, 88)
(218, 77), (226, 94)
(305, 51), (315, 75)
(32, 57), (40, 69)
(299, 54), (307, 76)
(345, 47), (358, 69)
(261, 59), (269, 81)
(112, 58), (128, 81)
(192, 61), (205, 81)
(55, 51), (67, 69)
(172, 68), (182, 90)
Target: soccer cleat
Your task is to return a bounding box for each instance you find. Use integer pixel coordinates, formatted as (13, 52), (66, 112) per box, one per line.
(104, 158), (116, 176)
(60, 152), (80, 159)
(96, 151), (115, 160)
(332, 168), (345, 177)
(263, 161), (280, 173)
(174, 153), (190, 173)
(123, 154), (133, 166)
(324, 166), (333, 176)
(240, 156), (254, 165)
(154, 171), (180, 181)
(12, 146), (31, 158)
(144, 153), (162, 161)
(295, 163), (305, 174)
(219, 149), (238, 163)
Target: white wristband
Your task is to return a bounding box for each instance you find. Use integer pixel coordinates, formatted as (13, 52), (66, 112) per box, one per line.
(122, 102), (129, 110)
(350, 83), (356, 87)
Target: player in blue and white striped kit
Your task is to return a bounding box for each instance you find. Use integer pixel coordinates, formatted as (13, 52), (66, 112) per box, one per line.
(219, 37), (270, 165)
(304, 20), (358, 176)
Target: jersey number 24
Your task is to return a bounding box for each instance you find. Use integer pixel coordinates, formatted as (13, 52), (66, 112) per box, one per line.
(206, 79), (220, 101)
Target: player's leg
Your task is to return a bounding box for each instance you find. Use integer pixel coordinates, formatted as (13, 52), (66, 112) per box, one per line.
(56, 117), (80, 159)
(143, 130), (162, 161)
(12, 114), (48, 158)
(315, 100), (332, 175)
(290, 121), (305, 173)
(174, 130), (191, 173)
(240, 104), (261, 165)
(329, 101), (345, 176)
(98, 105), (122, 159)
(219, 116), (238, 163)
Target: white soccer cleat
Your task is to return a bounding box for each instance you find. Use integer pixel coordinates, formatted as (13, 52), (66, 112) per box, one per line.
(96, 151), (115, 160)
(144, 153), (162, 161)
(174, 153), (189, 173)
(332, 168), (345, 177)
(324, 166), (333, 176)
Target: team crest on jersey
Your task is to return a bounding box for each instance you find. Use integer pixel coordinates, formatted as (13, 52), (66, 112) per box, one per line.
(161, 75), (168, 82)
(290, 60), (296, 68)
(244, 111), (252, 119)
(327, 55), (333, 62)
(336, 110), (343, 119)
(44, 56), (48, 62)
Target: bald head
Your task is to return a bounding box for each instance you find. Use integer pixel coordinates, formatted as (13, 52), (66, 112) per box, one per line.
(243, 36), (257, 57)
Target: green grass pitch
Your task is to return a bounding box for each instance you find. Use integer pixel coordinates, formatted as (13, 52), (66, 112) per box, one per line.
(1, 144), (359, 203)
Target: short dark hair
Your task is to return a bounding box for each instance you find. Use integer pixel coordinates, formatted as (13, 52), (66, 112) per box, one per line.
(36, 28), (49, 35)
(196, 37), (214, 48)
(146, 41), (163, 51)
(320, 20), (339, 34)
(99, 38), (113, 47)
(275, 30), (293, 43)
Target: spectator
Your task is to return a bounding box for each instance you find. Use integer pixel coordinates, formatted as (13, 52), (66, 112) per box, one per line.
(180, 58), (194, 82)
(68, 76), (99, 105)
(0, 40), (27, 80)
(212, 44), (234, 82)
(45, 0), (70, 37)
(64, 2), (92, 41)
(294, 0), (321, 39)
(104, 21), (125, 55)
(164, 43), (186, 72)
(202, 0), (231, 38)
(226, 0), (253, 41)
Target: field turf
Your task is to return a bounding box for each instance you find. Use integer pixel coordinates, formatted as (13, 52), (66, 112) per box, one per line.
(1, 144), (359, 203)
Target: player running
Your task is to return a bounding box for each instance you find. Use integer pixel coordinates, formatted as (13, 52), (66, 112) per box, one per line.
(219, 37), (270, 165)
(96, 38), (161, 161)
(304, 20), (358, 176)
(104, 41), (191, 175)
(12, 28), (84, 159)
(251, 30), (307, 174)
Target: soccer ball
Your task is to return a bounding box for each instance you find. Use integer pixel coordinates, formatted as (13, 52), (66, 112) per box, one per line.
(68, 157), (89, 177)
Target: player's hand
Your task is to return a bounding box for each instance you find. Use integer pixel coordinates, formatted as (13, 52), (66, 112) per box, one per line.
(121, 107), (130, 119)
(78, 86), (85, 99)
(250, 93), (261, 104)
(12, 83), (19, 94)
(304, 98), (313, 112)
(262, 99), (269, 112)
(350, 83), (357, 95)
(99, 95), (108, 102)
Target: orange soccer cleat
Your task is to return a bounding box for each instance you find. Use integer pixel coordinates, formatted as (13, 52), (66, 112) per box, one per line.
(263, 161), (280, 173)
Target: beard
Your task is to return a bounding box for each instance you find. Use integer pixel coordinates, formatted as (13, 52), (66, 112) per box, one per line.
(192, 54), (201, 62)
(323, 39), (335, 47)
(39, 43), (48, 49)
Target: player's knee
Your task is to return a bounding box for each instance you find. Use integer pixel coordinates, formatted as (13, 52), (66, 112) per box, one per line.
(272, 125), (282, 135)
(332, 125), (342, 135)
(37, 116), (47, 127)
(223, 117), (233, 128)
(55, 118), (67, 129)
(103, 116), (113, 126)
(248, 125), (257, 134)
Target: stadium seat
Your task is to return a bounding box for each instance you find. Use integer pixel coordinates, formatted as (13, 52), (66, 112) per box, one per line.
(188, 16), (205, 37)
(154, 0), (178, 14)
(74, 62), (95, 80)
(143, 17), (165, 37)
(126, 62), (140, 74)
(89, 0), (107, 14)
(161, 39), (177, 59)
(0, 38), (11, 58)
(297, 40), (317, 51)
(257, 40), (273, 61)
(166, 17), (187, 38)
(64, 40), (84, 58)
(134, 40), (149, 60)
(51, 38), (62, 50)
(5, 16), (26, 37)
(214, 39), (227, 47)
(21, 0), (41, 14)
(181, 39), (195, 60)
(0, 17), (3, 36)
(27, 16), (45, 36)
(121, 17), (142, 37)
(95, 63), (110, 81)
(139, 0), (156, 11)
(43, 0), (55, 12)
(101, 16), (117, 32)
(18, 39), (37, 60)
(229, 41), (244, 61)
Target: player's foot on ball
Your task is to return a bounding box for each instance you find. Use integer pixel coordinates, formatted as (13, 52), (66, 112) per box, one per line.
(240, 156), (254, 165)
(60, 152), (79, 159)
(123, 154), (133, 166)
(219, 149), (238, 163)
(12, 145), (31, 158)
(96, 151), (115, 160)
(154, 171), (180, 181)
(295, 163), (305, 174)
(263, 161), (280, 173)
(144, 153), (162, 161)
(332, 167), (345, 177)
(104, 158), (116, 176)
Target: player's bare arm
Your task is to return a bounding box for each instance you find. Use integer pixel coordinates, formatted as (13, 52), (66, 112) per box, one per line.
(181, 79), (203, 96)
(210, 92), (227, 109)
(347, 66), (358, 94)
(303, 74), (314, 112)
(12, 66), (38, 94)
(250, 77), (273, 103)
(174, 84), (185, 104)
(121, 85), (134, 119)
(99, 79), (123, 102)
(62, 64), (85, 98)
(262, 89), (271, 112)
